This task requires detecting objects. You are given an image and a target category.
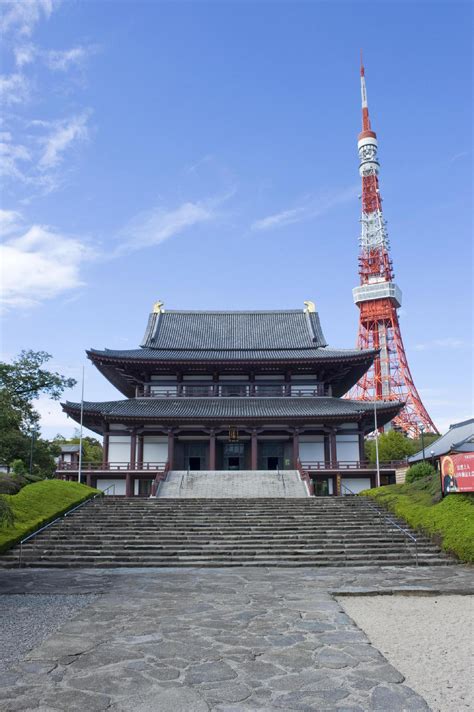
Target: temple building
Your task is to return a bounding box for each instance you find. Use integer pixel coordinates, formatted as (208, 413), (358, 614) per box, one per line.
(58, 301), (402, 496)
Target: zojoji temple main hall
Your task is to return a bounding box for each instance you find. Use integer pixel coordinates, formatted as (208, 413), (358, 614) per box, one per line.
(59, 300), (402, 497)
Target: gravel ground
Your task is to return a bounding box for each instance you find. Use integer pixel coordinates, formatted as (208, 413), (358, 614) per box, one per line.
(340, 594), (473, 712)
(0, 594), (98, 673)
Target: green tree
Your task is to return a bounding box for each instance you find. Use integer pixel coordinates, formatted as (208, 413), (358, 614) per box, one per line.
(0, 351), (75, 477)
(53, 433), (102, 465)
(365, 430), (416, 463)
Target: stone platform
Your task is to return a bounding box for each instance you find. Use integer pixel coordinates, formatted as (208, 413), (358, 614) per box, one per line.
(0, 565), (473, 711)
(157, 470), (309, 498)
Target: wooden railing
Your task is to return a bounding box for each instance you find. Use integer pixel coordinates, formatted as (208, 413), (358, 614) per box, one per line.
(300, 460), (407, 471)
(57, 461), (167, 472)
(139, 383), (327, 398)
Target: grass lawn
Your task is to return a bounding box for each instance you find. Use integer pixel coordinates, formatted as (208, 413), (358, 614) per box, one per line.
(363, 474), (474, 563)
(0, 480), (99, 554)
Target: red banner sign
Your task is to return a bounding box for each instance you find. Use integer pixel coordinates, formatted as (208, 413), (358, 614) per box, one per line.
(441, 453), (474, 493)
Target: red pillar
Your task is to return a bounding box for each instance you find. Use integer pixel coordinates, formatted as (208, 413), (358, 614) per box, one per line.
(358, 426), (365, 465)
(130, 430), (137, 469)
(137, 434), (144, 467)
(86, 473), (92, 488)
(251, 430), (258, 470)
(102, 423), (109, 468)
(167, 429), (175, 469)
(125, 473), (132, 497)
(329, 429), (337, 467)
(292, 428), (300, 469)
(209, 429), (216, 470)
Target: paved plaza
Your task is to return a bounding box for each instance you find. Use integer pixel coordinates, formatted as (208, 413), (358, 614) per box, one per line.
(0, 566), (473, 711)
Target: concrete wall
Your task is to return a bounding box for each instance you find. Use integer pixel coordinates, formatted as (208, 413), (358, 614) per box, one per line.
(97, 478), (126, 495)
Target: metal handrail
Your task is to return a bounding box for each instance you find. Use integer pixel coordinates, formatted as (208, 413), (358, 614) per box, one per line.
(341, 483), (418, 566)
(18, 485), (115, 568)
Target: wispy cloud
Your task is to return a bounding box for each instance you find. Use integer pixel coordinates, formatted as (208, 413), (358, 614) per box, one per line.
(0, 219), (94, 309)
(45, 46), (95, 71)
(251, 185), (358, 231)
(116, 200), (215, 255)
(0, 0), (57, 38)
(415, 338), (467, 351)
(0, 209), (24, 237)
(0, 73), (30, 105)
(38, 111), (91, 169)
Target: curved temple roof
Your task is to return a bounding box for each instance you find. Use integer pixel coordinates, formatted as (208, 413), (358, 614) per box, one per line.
(63, 397), (402, 433)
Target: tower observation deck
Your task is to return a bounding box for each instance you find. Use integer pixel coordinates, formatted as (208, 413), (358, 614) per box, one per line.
(350, 57), (438, 437)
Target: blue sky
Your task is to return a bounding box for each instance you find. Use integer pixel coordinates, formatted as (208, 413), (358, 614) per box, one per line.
(0, 0), (472, 438)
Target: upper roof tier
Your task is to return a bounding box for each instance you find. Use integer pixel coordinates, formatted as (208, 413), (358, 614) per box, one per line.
(140, 309), (327, 350)
(87, 305), (377, 397)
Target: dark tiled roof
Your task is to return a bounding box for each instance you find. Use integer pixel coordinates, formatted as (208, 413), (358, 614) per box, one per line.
(408, 418), (474, 462)
(63, 397), (402, 422)
(89, 347), (374, 363)
(140, 310), (327, 350)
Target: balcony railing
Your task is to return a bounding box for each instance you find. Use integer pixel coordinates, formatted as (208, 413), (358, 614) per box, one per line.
(140, 383), (327, 398)
(300, 460), (406, 471)
(57, 461), (167, 472)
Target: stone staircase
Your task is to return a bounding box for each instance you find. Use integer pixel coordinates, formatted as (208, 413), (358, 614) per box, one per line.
(0, 496), (454, 568)
(157, 470), (308, 498)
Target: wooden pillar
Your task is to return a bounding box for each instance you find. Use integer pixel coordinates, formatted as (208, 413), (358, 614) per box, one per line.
(86, 473), (92, 488)
(251, 429), (258, 470)
(102, 423), (109, 468)
(323, 434), (330, 467)
(329, 428), (337, 467)
(137, 433), (144, 467)
(130, 430), (137, 469)
(125, 473), (132, 498)
(292, 428), (300, 469)
(285, 371), (292, 397)
(358, 426), (365, 465)
(209, 429), (216, 470)
(167, 429), (175, 469)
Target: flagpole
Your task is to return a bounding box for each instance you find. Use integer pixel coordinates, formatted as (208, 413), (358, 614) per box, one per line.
(78, 365), (85, 485)
(374, 399), (380, 488)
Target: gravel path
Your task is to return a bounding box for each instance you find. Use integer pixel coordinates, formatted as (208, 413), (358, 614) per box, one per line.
(340, 594), (474, 712)
(0, 594), (98, 674)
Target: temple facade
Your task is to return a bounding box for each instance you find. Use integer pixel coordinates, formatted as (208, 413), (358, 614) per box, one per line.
(58, 302), (402, 496)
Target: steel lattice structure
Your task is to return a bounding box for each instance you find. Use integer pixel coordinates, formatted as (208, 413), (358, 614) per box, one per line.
(350, 58), (438, 437)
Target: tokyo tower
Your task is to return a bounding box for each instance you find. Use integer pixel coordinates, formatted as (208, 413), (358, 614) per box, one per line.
(350, 57), (438, 437)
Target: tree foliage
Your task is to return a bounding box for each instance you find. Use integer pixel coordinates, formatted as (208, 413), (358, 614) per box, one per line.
(365, 430), (417, 463)
(0, 350), (76, 477)
(53, 433), (103, 464)
(405, 462), (437, 484)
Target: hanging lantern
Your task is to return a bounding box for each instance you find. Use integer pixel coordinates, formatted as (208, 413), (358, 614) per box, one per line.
(228, 427), (239, 442)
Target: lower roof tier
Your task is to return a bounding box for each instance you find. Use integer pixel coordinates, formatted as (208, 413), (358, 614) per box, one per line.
(63, 397), (402, 434)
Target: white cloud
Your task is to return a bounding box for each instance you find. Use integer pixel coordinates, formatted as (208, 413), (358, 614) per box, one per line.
(0, 0), (57, 37)
(0, 134), (31, 180)
(116, 200), (215, 254)
(0, 73), (30, 105)
(0, 222), (93, 309)
(14, 43), (37, 67)
(0, 209), (24, 237)
(415, 338), (467, 351)
(45, 46), (90, 71)
(38, 111), (91, 169)
(251, 185), (358, 231)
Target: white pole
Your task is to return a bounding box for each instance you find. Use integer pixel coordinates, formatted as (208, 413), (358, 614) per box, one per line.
(78, 365), (85, 485)
(374, 399), (380, 488)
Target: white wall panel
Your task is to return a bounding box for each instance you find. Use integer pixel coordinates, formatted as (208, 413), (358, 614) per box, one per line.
(341, 477), (371, 494)
(299, 441), (325, 463)
(143, 437), (168, 463)
(97, 479), (125, 495)
(336, 434), (359, 462)
(108, 436), (131, 463)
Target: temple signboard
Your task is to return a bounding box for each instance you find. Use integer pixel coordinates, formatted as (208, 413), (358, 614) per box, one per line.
(441, 453), (474, 494)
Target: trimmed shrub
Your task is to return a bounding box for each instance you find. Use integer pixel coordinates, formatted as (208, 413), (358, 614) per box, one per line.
(0, 496), (14, 527)
(405, 462), (437, 484)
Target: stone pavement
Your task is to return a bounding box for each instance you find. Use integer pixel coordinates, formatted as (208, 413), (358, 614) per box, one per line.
(0, 566), (473, 711)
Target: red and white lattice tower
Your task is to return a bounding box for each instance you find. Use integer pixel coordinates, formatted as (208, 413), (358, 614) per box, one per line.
(350, 57), (438, 437)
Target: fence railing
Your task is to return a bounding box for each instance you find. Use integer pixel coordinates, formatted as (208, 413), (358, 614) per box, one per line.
(140, 383), (327, 398)
(57, 461), (167, 472)
(341, 482), (418, 566)
(18, 485), (115, 567)
(300, 459), (406, 471)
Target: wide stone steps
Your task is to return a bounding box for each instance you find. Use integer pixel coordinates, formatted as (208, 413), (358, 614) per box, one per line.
(0, 497), (454, 568)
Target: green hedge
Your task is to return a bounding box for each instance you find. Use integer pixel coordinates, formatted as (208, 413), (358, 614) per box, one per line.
(363, 475), (474, 563)
(0, 480), (99, 554)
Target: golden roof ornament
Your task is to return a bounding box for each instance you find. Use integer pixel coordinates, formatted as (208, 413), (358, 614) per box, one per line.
(304, 300), (316, 313)
(152, 300), (164, 314)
